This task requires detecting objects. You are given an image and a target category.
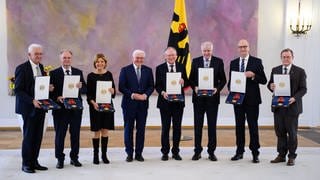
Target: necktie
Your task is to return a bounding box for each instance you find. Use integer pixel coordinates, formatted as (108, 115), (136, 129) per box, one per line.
(205, 59), (210, 68)
(66, 70), (70, 75)
(36, 66), (42, 76)
(240, 59), (245, 72)
(136, 67), (141, 82)
(170, 64), (174, 72)
(284, 67), (287, 74)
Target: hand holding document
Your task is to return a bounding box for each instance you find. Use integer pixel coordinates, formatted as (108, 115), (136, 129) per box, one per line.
(272, 74), (291, 107)
(34, 76), (60, 110)
(62, 75), (82, 109)
(166, 72), (184, 102)
(198, 68), (214, 96)
(95, 81), (115, 112)
(226, 71), (246, 105)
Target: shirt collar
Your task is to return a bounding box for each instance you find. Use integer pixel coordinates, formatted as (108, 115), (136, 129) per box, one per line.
(283, 64), (292, 71)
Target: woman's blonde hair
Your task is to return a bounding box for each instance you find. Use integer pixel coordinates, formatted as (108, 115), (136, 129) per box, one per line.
(93, 53), (108, 69)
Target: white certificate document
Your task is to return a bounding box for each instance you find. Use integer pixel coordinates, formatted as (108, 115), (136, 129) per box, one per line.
(230, 71), (246, 93)
(62, 75), (80, 98)
(34, 76), (50, 100)
(96, 81), (112, 103)
(198, 68), (214, 90)
(166, 72), (181, 95)
(274, 74), (291, 96)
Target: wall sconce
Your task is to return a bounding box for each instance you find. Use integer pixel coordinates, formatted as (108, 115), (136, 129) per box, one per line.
(289, 0), (312, 37)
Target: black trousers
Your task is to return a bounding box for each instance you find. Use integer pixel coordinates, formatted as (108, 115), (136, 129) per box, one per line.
(193, 101), (219, 155)
(233, 104), (260, 156)
(53, 109), (82, 161)
(160, 104), (183, 155)
(274, 108), (299, 159)
(21, 110), (45, 167)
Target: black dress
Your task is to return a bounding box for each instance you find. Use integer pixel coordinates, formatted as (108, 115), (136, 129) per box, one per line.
(86, 71), (115, 131)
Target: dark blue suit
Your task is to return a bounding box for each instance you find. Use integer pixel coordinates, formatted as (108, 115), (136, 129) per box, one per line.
(119, 64), (154, 156)
(228, 55), (267, 156)
(50, 67), (86, 161)
(15, 60), (46, 168)
(189, 56), (226, 155)
(155, 62), (188, 155)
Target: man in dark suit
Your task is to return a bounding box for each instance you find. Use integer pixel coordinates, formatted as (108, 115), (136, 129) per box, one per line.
(50, 50), (86, 169)
(227, 39), (267, 163)
(15, 43), (49, 173)
(268, 48), (307, 166)
(189, 41), (226, 161)
(155, 47), (188, 161)
(119, 49), (154, 162)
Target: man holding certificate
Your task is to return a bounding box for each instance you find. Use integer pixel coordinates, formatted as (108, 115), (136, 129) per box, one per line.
(155, 47), (188, 161)
(189, 41), (226, 161)
(15, 44), (49, 173)
(267, 48), (307, 166)
(228, 39), (267, 163)
(50, 50), (86, 168)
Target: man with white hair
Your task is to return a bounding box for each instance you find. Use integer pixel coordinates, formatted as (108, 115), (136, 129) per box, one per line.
(119, 49), (154, 162)
(15, 43), (49, 173)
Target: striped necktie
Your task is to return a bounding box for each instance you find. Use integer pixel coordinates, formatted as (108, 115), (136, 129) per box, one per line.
(240, 59), (245, 72)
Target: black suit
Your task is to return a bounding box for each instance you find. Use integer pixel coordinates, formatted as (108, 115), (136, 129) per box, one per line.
(15, 60), (46, 168)
(227, 55), (267, 156)
(189, 56), (226, 155)
(267, 64), (307, 159)
(155, 62), (188, 155)
(50, 67), (86, 161)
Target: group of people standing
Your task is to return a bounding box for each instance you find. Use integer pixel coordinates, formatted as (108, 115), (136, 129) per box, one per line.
(15, 39), (306, 174)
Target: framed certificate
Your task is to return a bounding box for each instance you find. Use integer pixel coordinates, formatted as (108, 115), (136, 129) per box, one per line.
(230, 71), (246, 93)
(198, 68), (214, 96)
(62, 75), (80, 98)
(273, 74), (290, 96)
(34, 76), (50, 100)
(96, 81), (112, 104)
(166, 72), (184, 102)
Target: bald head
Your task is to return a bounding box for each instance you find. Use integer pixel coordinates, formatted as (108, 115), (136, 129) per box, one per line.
(237, 39), (250, 58)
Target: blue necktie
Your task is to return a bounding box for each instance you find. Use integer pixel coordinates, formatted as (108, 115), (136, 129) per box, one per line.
(240, 59), (245, 72)
(284, 67), (287, 74)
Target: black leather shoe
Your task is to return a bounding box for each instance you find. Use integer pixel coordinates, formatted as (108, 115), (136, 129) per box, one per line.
(270, 156), (286, 163)
(172, 154), (182, 160)
(56, 160), (64, 169)
(209, 154), (217, 161)
(192, 153), (201, 161)
(252, 155), (260, 163)
(287, 158), (295, 166)
(161, 154), (169, 161)
(22, 166), (35, 173)
(135, 155), (145, 162)
(70, 159), (82, 167)
(126, 155), (133, 162)
(231, 154), (243, 161)
(34, 163), (48, 170)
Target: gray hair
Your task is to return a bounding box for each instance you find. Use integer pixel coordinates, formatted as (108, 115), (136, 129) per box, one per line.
(28, 43), (43, 53)
(201, 41), (213, 51)
(132, 49), (146, 58)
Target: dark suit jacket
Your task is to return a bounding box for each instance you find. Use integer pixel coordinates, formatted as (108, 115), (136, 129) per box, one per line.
(227, 55), (267, 105)
(119, 64), (154, 111)
(267, 64), (307, 115)
(155, 62), (188, 109)
(15, 60), (45, 116)
(189, 56), (227, 104)
(49, 67), (86, 110)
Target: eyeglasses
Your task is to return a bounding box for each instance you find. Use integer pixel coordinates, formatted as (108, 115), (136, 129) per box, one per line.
(238, 46), (248, 49)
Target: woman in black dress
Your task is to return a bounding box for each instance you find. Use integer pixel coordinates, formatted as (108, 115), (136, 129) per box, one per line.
(87, 53), (115, 164)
